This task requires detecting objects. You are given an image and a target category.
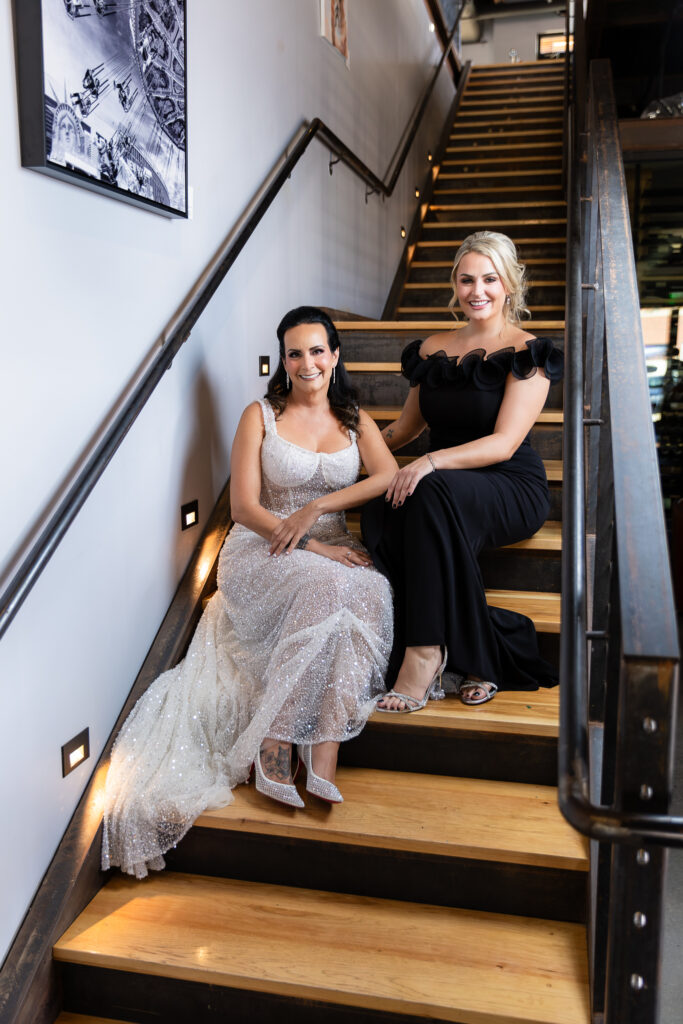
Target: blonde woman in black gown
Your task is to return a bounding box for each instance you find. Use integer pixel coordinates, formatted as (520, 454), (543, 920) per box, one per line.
(362, 231), (563, 711)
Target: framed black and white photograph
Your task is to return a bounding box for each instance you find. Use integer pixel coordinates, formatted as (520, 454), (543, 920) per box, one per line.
(13, 0), (187, 217)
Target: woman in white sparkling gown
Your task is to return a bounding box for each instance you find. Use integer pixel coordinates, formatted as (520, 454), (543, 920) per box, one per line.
(102, 307), (396, 878)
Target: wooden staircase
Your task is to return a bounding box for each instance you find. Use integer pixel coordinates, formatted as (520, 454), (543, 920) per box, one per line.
(53, 60), (590, 1024)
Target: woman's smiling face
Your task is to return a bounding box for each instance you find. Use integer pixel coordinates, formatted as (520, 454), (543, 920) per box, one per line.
(282, 322), (338, 393)
(455, 251), (509, 323)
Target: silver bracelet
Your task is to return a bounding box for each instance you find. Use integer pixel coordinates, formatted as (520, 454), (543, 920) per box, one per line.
(426, 453), (437, 473)
(296, 532), (312, 550)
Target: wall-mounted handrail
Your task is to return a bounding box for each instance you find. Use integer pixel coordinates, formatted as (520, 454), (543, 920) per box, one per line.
(0, 17), (465, 644)
(559, 57), (681, 849)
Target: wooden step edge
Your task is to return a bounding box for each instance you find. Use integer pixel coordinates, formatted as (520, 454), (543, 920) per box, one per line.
(54, 874), (591, 1024)
(195, 767), (588, 871)
(437, 170), (563, 179)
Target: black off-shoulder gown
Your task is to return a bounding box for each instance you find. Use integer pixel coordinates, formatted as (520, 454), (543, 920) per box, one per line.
(361, 337), (564, 691)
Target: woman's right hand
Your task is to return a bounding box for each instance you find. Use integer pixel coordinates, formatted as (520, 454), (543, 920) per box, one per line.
(311, 542), (372, 568)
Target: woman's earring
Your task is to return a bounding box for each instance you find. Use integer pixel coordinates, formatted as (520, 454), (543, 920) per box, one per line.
(332, 366), (336, 385)
(286, 371), (290, 388)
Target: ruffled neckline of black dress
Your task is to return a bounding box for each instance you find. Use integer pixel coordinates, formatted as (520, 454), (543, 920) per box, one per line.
(401, 336), (564, 391)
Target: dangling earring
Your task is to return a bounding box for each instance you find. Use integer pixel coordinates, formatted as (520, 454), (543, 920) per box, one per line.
(286, 371), (290, 389)
(332, 366), (336, 385)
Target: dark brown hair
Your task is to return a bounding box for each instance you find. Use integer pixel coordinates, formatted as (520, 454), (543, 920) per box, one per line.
(266, 306), (360, 434)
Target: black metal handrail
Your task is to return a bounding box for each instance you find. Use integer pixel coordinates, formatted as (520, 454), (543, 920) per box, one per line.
(0, 16), (465, 644)
(558, 55), (681, 848)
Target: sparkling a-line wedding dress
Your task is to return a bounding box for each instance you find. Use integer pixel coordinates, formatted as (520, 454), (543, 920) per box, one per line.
(102, 399), (392, 878)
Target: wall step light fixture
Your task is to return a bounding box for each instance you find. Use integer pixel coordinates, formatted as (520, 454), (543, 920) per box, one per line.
(62, 727), (90, 777)
(181, 499), (199, 530)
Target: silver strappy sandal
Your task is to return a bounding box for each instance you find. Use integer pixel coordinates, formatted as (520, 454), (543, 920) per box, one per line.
(376, 648), (448, 714)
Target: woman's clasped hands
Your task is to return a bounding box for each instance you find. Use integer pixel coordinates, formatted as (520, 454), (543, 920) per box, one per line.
(268, 501), (372, 567)
(385, 453), (436, 508)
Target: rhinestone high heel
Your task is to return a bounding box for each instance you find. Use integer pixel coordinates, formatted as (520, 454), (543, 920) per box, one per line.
(296, 744), (343, 804)
(253, 744), (304, 808)
(375, 647), (448, 714)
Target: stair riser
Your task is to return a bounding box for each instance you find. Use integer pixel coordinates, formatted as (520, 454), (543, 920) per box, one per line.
(441, 160), (562, 176)
(163, 831), (586, 923)
(407, 265), (565, 286)
(431, 188), (566, 203)
(480, 550), (562, 593)
(448, 135), (563, 148)
(417, 240), (565, 260)
(61, 965), (441, 1024)
(426, 205), (567, 223)
(436, 171), (562, 187)
(351, 372), (564, 411)
(385, 423), (563, 460)
(421, 221), (564, 241)
(401, 285), (566, 307)
(342, 722), (558, 785)
(341, 332), (565, 360)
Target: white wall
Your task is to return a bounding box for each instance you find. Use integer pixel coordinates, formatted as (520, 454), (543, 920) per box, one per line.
(463, 11), (566, 66)
(0, 0), (452, 962)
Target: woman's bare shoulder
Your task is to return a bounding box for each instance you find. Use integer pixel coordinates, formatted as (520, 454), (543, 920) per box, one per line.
(419, 330), (460, 357)
(508, 326), (537, 349)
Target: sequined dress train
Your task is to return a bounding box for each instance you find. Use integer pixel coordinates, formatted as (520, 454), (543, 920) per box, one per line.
(102, 399), (392, 878)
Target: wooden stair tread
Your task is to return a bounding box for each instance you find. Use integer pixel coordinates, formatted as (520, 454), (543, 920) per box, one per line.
(438, 170), (563, 179)
(54, 874), (590, 1024)
(448, 129), (563, 140)
(364, 405), (563, 425)
(458, 106), (564, 116)
(446, 142), (563, 152)
(196, 767), (587, 870)
(361, 456), (561, 478)
(56, 1017), (131, 1024)
(443, 157), (562, 166)
(368, 687), (561, 739)
(485, 589), (561, 632)
(470, 60), (565, 71)
(429, 201), (566, 209)
(347, 517), (561, 553)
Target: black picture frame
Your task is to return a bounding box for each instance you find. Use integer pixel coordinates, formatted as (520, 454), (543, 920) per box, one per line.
(13, 0), (188, 218)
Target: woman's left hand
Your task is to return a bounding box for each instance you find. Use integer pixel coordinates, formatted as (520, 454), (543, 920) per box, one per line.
(385, 455), (435, 507)
(269, 502), (321, 556)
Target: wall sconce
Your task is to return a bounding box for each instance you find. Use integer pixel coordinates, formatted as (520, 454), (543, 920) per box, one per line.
(400, 226), (406, 238)
(259, 355), (270, 376)
(181, 499), (199, 530)
(62, 727), (90, 777)
(427, 151), (433, 163)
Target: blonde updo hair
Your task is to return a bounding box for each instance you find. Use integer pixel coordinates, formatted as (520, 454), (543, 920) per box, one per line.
(448, 231), (530, 323)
